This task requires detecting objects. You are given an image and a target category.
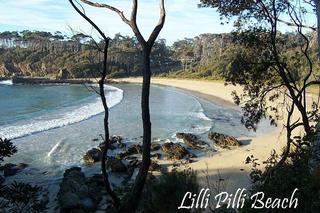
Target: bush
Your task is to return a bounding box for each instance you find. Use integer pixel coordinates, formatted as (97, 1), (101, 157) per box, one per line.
(0, 138), (48, 213)
(140, 170), (199, 213)
(240, 149), (320, 213)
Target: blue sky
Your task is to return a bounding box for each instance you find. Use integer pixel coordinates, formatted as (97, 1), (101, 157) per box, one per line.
(0, 0), (316, 44)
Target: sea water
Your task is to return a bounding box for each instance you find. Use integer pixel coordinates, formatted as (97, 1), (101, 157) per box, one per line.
(0, 80), (258, 190)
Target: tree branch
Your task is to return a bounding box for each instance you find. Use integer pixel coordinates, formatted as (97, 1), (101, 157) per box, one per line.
(129, 0), (147, 47)
(79, 0), (130, 25)
(147, 0), (166, 46)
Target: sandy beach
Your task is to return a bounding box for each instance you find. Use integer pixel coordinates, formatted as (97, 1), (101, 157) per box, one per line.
(115, 77), (287, 193)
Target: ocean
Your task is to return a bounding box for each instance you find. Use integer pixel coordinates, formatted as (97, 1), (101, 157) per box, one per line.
(0, 79), (259, 189)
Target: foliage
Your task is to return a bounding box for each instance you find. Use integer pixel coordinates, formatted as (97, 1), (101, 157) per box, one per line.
(0, 181), (49, 213)
(140, 170), (199, 213)
(241, 148), (320, 212)
(0, 138), (48, 213)
(0, 138), (17, 163)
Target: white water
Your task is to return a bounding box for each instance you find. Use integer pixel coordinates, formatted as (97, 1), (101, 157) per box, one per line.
(0, 85), (123, 139)
(0, 79), (13, 85)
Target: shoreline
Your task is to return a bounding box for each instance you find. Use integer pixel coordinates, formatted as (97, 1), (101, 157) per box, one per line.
(2, 76), (286, 194)
(114, 77), (286, 193)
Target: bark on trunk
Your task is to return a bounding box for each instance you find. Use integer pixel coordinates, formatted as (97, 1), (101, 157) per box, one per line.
(315, 0), (320, 57)
(120, 48), (152, 213)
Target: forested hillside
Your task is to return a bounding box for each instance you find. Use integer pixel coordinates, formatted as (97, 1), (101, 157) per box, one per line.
(0, 30), (317, 79)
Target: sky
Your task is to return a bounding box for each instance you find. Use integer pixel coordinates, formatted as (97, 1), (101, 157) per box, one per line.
(0, 0), (316, 45)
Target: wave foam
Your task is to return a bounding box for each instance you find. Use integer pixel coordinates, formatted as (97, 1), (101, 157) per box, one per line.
(0, 85), (123, 139)
(0, 80), (13, 85)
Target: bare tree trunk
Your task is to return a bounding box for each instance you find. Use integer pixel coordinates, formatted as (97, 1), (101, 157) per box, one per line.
(120, 48), (152, 213)
(315, 0), (320, 57)
(69, 0), (120, 208)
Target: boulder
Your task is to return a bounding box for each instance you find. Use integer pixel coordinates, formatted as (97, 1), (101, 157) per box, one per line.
(98, 136), (125, 151)
(83, 148), (102, 165)
(151, 143), (161, 152)
(127, 144), (142, 155)
(106, 157), (127, 173)
(208, 132), (241, 148)
(149, 161), (161, 172)
(109, 135), (123, 144)
(176, 132), (208, 150)
(128, 159), (141, 168)
(2, 163), (28, 177)
(0, 175), (4, 185)
(151, 153), (161, 160)
(58, 167), (102, 212)
(161, 142), (189, 160)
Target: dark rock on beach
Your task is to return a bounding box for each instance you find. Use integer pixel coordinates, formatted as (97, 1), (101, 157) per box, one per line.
(149, 161), (161, 172)
(109, 135), (123, 144)
(83, 148), (102, 165)
(127, 144), (142, 155)
(1, 163), (28, 177)
(106, 157), (127, 173)
(0, 175), (4, 185)
(161, 142), (189, 160)
(151, 153), (162, 160)
(208, 131), (241, 148)
(98, 135), (125, 151)
(176, 132), (209, 150)
(151, 143), (161, 152)
(58, 167), (102, 213)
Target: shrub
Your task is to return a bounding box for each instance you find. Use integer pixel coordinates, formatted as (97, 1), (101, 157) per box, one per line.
(240, 148), (320, 213)
(140, 170), (199, 213)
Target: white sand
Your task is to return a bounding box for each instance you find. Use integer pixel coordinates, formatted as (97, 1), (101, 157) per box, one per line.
(115, 77), (289, 193)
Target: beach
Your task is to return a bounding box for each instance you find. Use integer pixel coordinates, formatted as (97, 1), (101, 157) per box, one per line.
(115, 77), (287, 193)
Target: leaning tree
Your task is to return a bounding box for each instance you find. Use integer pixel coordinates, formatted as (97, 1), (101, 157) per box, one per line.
(200, 0), (320, 168)
(70, 0), (166, 212)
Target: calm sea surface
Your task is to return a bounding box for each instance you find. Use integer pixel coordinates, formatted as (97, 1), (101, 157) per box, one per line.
(0, 80), (271, 191)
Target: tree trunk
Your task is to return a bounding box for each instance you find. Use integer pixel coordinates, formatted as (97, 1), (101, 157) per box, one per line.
(315, 0), (320, 57)
(120, 47), (152, 213)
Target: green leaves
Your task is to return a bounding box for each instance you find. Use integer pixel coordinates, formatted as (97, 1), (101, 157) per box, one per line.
(0, 138), (17, 162)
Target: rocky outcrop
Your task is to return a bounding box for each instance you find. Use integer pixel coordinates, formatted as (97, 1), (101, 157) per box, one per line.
(208, 132), (241, 148)
(149, 161), (161, 172)
(83, 148), (102, 165)
(0, 163), (28, 177)
(161, 142), (189, 160)
(176, 133), (208, 150)
(0, 175), (5, 185)
(151, 143), (161, 152)
(57, 167), (103, 213)
(106, 157), (127, 173)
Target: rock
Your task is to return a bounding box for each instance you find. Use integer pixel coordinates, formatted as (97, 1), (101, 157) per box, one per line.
(109, 135), (123, 144)
(127, 144), (142, 155)
(106, 157), (127, 173)
(149, 161), (161, 172)
(83, 148), (102, 165)
(2, 163), (28, 177)
(0, 175), (4, 185)
(176, 132), (208, 150)
(128, 159), (141, 168)
(59, 192), (80, 209)
(116, 151), (129, 159)
(208, 132), (241, 148)
(161, 142), (189, 160)
(58, 167), (103, 212)
(151, 153), (161, 160)
(80, 198), (95, 211)
(151, 143), (161, 152)
(88, 174), (105, 187)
